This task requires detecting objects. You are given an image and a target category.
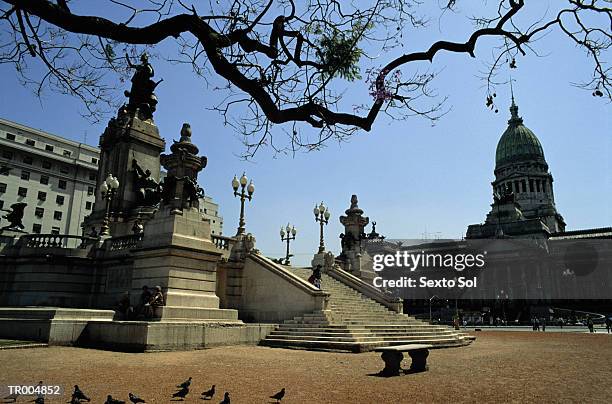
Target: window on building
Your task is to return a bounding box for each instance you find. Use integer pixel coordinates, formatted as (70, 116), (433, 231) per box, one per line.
(56, 195), (64, 205)
(42, 161), (52, 169)
(536, 180), (541, 192)
(63, 150), (71, 157)
(58, 179), (67, 189)
(25, 139), (35, 146)
(6, 133), (15, 140)
(40, 175), (49, 185)
(53, 211), (62, 220)
(87, 186), (94, 195)
(33, 223), (42, 233)
(529, 179), (534, 192)
(38, 191), (46, 201)
(521, 180), (527, 193)
(45, 144), (54, 152)
(0, 183), (6, 193)
(89, 172), (96, 181)
(85, 201), (92, 210)
(0, 200), (3, 210)
(35, 207), (44, 218)
(18, 187), (27, 197)
(59, 166), (69, 174)
(51, 226), (60, 235)
(92, 157), (98, 164)
(0, 165), (9, 175)
(2, 150), (13, 159)
(21, 170), (30, 181)
(23, 156), (33, 165)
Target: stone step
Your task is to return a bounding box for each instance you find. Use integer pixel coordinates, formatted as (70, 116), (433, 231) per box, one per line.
(261, 337), (469, 352)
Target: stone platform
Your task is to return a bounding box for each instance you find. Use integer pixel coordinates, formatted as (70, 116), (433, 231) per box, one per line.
(0, 307), (275, 352)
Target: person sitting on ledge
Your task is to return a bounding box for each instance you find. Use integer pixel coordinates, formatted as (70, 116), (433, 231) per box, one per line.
(308, 265), (322, 289)
(137, 285), (152, 319)
(115, 291), (134, 320)
(149, 286), (165, 308)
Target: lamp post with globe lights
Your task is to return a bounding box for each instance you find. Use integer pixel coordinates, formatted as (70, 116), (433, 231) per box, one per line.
(314, 202), (331, 254)
(232, 173), (254, 236)
(280, 224), (297, 265)
(99, 174), (120, 237)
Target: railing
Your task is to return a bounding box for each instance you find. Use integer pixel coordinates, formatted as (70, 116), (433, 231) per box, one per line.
(109, 233), (144, 251)
(212, 234), (235, 251)
(18, 234), (97, 249)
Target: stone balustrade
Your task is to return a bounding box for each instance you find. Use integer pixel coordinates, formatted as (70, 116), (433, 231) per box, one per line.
(109, 233), (144, 251)
(18, 234), (97, 249)
(212, 234), (235, 251)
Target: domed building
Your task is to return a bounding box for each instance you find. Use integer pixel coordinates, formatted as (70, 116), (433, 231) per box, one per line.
(467, 98), (566, 238)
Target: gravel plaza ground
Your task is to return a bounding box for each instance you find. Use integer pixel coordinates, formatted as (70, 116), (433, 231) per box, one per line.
(1, 331), (612, 404)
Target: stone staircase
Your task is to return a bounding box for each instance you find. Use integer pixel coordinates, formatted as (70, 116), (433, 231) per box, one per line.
(261, 268), (473, 352)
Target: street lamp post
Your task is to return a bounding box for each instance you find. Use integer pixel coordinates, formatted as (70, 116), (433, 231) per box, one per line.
(280, 223), (297, 265)
(313, 202), (330, 254)
(99, 174), (120, 237)
(232, 173), (255, 236)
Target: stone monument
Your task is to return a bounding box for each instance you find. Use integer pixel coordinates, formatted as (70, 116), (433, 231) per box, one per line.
(337, 195), (376, 282)
(84, 54), (165, 237)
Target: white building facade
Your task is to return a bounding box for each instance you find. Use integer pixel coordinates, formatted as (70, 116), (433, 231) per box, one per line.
(0, 117), (223, 236)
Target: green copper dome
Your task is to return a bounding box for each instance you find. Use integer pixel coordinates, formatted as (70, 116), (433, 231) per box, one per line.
(495, 101), (545, 168)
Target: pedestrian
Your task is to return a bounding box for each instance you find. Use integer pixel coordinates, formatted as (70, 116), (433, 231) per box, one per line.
(532, 317), (536, 331)
(541, 317), (546, 332)
(606, 317), (612, 334)
(535, 317), (540, 331)
(586, 315), (594, 333)
(309, 265), (322, 289)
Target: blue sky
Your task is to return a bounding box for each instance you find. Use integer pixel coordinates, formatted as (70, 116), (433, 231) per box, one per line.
(0, 1), (609, 265)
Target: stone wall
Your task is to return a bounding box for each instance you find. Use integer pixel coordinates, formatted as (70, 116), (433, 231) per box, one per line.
(218, 253), (329, 323)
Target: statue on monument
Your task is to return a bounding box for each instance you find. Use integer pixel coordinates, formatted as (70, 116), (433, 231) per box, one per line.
(132, 159), (162, 206)
(1, 202), (27, 231)
(124, 53), (163, 120)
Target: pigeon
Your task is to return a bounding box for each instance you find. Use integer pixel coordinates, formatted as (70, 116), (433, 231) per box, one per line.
(72, 385), (91, 402)
(172, 386), (189, 400)
(177, 377), (192, 389)
(219, 392), (230, 404)
(105, 395), (125, 404)
(270, 388), (286, 403)
(128, 392), (146, 403)
(33, 397), (45, 404)
(3, 392), (19, 403)
(201, 385), (215, 400)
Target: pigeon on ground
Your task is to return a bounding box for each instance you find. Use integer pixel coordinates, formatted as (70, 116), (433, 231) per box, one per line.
(172, 386), (189, 400)
(201, 385), (215, 400)
(72, 385), (91, 402)
(3, 392), (19, 403)
(128, 392), (146, 403)
(270, 388), (286, 403)
(105, 395), (125, 404)
(33, 397), (45, 404)
(177, 377), (192, 389)
(219, 392), (230, 404)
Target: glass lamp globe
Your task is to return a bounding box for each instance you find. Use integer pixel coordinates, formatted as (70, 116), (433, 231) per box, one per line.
(324, 209), (331, 220)
(318, 202), (325, 214)
(239, 173), (248, 186)
(100, 181), (109, 194)
(291, 226), (297, 236)
(247, 180), (255, 195)
(313, 205), (319, 216)
(109, 175), (120, 189)
(280, 227), (285, 237)
(232, 175), (239, 191)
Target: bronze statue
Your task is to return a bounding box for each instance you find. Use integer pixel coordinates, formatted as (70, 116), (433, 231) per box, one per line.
(124, 53), (163, 120)
(1, 202), (27, 230)
(132, 159), (162, 206)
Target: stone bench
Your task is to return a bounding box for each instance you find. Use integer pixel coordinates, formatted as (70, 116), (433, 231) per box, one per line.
(374, 344), (433, 376)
